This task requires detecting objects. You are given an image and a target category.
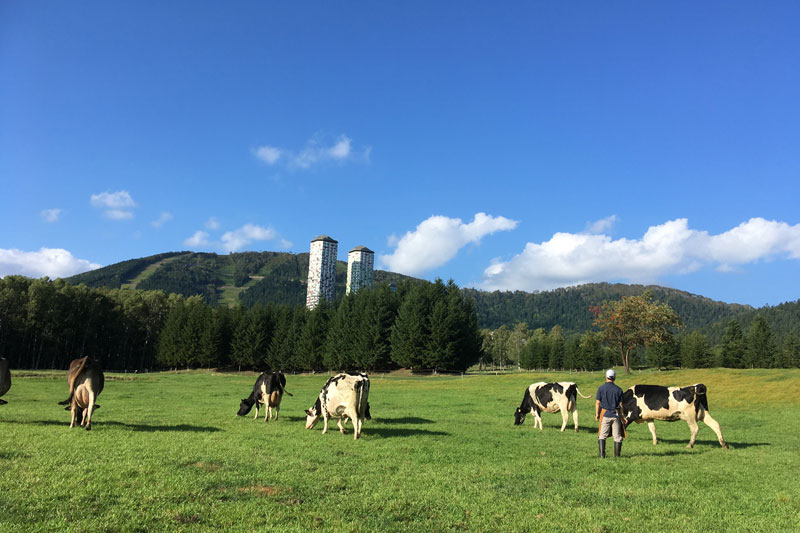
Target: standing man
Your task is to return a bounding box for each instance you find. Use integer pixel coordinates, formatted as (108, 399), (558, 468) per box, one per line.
(596, 368), (625, 458)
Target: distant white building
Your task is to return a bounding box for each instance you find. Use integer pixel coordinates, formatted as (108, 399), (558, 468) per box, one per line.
(346, 246), (374, 295)
(306, 235), (338, 309)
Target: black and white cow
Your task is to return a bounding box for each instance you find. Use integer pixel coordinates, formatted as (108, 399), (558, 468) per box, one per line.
(58, 356), (104, 430)
(237, 371), (291, 422)
(514, 382), (591, 432)
(305, 372), (370, 440)
(0, 358), (10, 405)
(621, 383), (728, 449)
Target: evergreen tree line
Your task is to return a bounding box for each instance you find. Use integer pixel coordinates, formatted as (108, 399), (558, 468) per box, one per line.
(0, 276), (483, 373)
(482, 315), (800, 371)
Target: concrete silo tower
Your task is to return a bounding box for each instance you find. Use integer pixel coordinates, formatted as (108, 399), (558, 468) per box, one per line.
(306, 235), (338, 309)
(346, 246), (374, 295)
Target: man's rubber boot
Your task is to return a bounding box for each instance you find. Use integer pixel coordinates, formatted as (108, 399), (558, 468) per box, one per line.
(599, 439), (606, 458)
(614, 441), (622, 458)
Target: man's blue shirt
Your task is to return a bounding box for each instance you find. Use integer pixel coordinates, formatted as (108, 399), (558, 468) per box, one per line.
(596, 382), (623, 417)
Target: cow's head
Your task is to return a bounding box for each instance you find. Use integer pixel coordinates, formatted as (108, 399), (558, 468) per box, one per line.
(305, 398), (322, 429)
(514, 407), (526, 425)
(236, 398), (254, 416)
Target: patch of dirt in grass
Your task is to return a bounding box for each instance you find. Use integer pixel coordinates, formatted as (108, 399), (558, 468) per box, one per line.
(239, 485), (281, 495)
(175, 514), (200, 524)
(189, 461), (222, 472)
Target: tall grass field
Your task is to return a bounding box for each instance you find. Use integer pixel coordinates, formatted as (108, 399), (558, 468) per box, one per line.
(1, 368), (798, 532)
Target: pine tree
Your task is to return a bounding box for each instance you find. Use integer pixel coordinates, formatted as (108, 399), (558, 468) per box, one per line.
(548, 325), (565, 370)
(720, 319), (746, 368)
(296, 303), (329, 371)
(646, 336), (680, 370)
(681, 331), (713, 369)
(778, 330), (799, 368)
(390, 283), (430, 370)
(746, 315), (775, 368)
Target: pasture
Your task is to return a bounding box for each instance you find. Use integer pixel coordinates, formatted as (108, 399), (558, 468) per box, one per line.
(1, 368), (798, 532)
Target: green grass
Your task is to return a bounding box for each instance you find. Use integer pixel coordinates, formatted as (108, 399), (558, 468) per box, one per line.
(1, 369), (798, 532)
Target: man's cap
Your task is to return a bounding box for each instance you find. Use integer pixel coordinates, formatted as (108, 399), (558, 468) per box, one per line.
(606, 369), (616, 379)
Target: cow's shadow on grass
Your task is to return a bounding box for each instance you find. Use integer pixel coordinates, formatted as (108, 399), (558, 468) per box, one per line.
(368, 416), (446, 438)
(653, 438), (770, 450)
(368, 427), (450, 438)
(103, 421), (221, 432)
(375, 416), (434, 425)
(7, 420), (222, 433)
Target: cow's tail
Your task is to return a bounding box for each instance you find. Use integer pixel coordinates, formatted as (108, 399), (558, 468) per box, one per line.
(58, 356), (89, 406)
(575, 387), (592, 399)
(354, 378), (369, 420)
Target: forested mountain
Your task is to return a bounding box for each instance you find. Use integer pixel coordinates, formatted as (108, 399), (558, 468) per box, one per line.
(465, 283), (753, 335)
(65, 251), (416, 307)
(61, 251), (798, 343)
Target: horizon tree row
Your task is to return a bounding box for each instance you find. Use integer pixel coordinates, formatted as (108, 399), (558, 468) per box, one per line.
(0, 275), (483, 373)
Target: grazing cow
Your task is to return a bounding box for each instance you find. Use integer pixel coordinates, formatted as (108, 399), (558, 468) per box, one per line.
(621, 383), (728, 449)
(514, 382), (591, 432)
(305, 372), (370, 440)
(237, 371), (291, 422)
(0, 358), (10, 405)
(58, 356), (104, 430)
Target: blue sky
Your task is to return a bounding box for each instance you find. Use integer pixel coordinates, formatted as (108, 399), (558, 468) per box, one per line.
(2, 1), (799, 307)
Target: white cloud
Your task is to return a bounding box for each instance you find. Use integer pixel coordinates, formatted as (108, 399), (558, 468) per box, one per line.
(205, 217), (220, 230)
(585, 215), (617, 234)
(379, 213), (519, 276)
(254, 146), (282, 165)
(151, 212), (173, 228)
(91, 190), (136, 220)
(221, 224), (278, 252)
(41, 209), (62, 223)
(184, 231), (210, 248)
(481, 217), (800, 292)
(254, 134), (369, 170)
(0, 248), (101, 278)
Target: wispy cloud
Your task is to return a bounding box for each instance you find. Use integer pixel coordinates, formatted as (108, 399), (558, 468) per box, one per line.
(254, 134), (370, 170)
(90, 191), (136, 220)
(151, 212), (173, 228)
(221, 224), (279, 252)
(254, 146), (282, 165)
(183, 231), (211, 248)
(205, 217), (220, 230)
(0, 248), (101, 278)
(380, 213), (519, 277)
(481, 217), (800, 292)
(41, 208), (63, 223)
(585, 214), (617, 234)
(183, 223), (289, 252)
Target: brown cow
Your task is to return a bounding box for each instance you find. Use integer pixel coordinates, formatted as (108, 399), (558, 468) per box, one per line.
(0, 358), (10, 405)
(58, 356), (104, 430)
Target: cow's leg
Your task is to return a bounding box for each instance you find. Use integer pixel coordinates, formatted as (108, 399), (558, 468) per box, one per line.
(253, 403), (259, 420)
(263, 396), (269, 423)
(700, 412), (728, 449)
(322, 414), (329, 434)
(534, 411), (542, 430)
(70, 403), (77, 428)
(560, 406), (569, 432)
(647, 421), (658, 445)
(344, 408), (359, 439)
(274, 405), (280, 421)
(686, 418), (700, 448)
(85, 390), (96, 431)
(572, 409), (579, 433)
(337, 418), (347, 434)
